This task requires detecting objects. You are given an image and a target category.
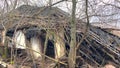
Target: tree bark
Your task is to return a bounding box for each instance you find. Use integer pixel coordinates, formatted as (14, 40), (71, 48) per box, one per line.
(68, 0), (77, 68)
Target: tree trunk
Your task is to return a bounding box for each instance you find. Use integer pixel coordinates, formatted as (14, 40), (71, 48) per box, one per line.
(68, 0), (77, 68)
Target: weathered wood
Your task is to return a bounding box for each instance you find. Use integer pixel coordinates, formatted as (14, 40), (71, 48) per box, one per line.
(53, 29), (66, 59)
(0, 5), (120, 67)
(13, 30), (26, 49)
(30, 36), (43, 59)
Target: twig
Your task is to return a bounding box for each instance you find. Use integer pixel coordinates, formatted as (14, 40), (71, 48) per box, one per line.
(76, 0), (90, 50)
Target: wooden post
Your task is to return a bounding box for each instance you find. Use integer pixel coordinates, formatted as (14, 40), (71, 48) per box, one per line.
(13, 30), (26, 49)
(54, 30), (65, 59)
(30, 36), (43, 59)
(0, 30), (6, 46)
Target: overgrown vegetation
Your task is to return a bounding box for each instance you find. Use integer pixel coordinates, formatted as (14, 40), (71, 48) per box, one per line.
(0, 0), (120, 68)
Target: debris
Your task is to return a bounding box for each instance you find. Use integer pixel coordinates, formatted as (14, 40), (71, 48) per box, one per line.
(0, 5), (120, 67)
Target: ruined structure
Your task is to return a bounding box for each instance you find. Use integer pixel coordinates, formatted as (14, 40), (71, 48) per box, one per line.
(0, 5), (120, 67)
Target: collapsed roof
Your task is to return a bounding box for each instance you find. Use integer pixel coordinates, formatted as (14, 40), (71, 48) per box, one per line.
(0, 5), (70, 30)
(0, 5), (120, 67)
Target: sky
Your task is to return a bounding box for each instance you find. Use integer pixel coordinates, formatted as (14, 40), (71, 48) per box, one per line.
(0, 0), (120, 28)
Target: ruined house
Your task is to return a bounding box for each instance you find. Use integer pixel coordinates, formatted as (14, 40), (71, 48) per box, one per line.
(0, 5), (120, 68)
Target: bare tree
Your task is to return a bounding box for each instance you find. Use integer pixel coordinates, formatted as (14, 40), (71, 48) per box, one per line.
(68, 0), (77, 68)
